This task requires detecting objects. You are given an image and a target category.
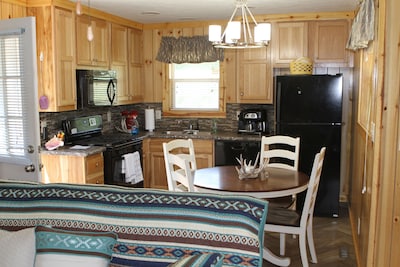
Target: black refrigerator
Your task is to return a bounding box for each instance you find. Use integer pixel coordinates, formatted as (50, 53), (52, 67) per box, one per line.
(275, 74), (343, 217)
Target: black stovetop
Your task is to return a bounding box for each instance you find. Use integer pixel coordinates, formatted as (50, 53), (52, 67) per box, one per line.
(63, 115), (140, 147)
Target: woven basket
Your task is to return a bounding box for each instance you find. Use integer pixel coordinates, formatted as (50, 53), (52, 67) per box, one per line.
(290, 57), (313, 74)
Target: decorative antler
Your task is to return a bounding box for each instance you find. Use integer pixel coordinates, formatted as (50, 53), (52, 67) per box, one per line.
(235, 152), (266, 180)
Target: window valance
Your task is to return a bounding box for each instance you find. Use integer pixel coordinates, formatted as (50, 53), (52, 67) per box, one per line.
(156, 35), (224, 64)
(346, 0), (375, 50)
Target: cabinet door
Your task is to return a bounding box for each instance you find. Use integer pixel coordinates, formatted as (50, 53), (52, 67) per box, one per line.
(272, 22), (308, 66)
(223, 49), (237, 103)
(76, 16), (109, 67)
(85, 153), (104, 184)
(143, 138), (214, 189)
(55, 8), (76, 111)
(238, 48), (273, 103)
(111, 24), (129, 105)
(309, 20), (353, 67)
(128, 27), (144, 103)
(76, 15), (93, 66)
(143, 29), (164, 102)
(92, 18), (110, 67)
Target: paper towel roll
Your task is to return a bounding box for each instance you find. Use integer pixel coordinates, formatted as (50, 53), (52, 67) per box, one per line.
(145, 109), (155, 132)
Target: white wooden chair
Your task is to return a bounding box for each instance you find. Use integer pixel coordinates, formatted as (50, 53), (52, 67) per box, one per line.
(162, 139), (197, 192)
(163, 153), (195, 192)
(263, 147), (326, 267)
(260, 135), (300, 171)
(260, 135), (301, 209)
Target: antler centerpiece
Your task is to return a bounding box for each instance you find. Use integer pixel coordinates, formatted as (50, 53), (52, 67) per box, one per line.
(235, 152), (266, 180)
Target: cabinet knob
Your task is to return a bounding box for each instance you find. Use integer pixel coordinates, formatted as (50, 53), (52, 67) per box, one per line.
(95, 162), (99, 167)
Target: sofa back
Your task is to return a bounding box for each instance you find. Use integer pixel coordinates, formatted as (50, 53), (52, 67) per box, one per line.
(0, 181), (268, 267)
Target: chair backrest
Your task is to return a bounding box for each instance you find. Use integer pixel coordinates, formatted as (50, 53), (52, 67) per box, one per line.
(260, 135), (300, 170)
(300, 147), (326, 227)
(164, 153), (195, 192)
(163, 139), (197, 191)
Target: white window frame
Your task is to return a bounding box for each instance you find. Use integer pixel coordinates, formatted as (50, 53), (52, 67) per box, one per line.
(163, 62), (226, 118)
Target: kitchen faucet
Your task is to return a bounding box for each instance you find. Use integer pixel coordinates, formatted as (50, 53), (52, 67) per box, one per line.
(188, 120), (199, 131)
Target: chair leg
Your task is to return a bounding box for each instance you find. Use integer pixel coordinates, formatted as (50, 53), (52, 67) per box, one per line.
(307, 220), (318, 263)
(299, 231), (309, 267)
(279, 233), (286, 256)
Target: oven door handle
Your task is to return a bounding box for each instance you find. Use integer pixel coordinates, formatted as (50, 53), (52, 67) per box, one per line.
(107, 79), (116, 105)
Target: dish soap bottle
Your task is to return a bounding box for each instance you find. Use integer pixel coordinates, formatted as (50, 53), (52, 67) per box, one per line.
(131, 115), (139, 135)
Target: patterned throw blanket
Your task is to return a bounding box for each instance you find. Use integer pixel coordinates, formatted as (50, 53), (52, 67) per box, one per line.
(0, 181), (268, 266)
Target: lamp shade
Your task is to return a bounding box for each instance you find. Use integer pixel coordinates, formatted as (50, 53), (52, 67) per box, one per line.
(254, 23), (271, 43)
(225, 21), (241, 43)
(209, 25), (222, 42)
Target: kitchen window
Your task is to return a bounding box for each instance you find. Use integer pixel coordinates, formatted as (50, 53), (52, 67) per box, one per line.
(163, 61), (226, 118)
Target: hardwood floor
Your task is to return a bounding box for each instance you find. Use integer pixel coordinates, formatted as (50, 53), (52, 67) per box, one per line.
(263, 205), (357, 267)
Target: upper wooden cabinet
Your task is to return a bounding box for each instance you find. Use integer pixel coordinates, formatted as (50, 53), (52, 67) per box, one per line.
(272, 22), (308, 66)
(110, 23), (129, 105)
(143, 29), (164, 103)
(237, 47), (273, 104)
(271, 20), (353, 68)
(76, 15), (110, 67)
(223, 49), (238, 103)
(128, 28), (144, 103)
(112, 24), (144, 105)
(308, 20), (353, 67)
(27, 6), (76, 112)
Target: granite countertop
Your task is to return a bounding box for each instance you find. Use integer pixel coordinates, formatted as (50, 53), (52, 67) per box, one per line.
(41, 130), (267, 156)
(147, 130), (266, 141)
(41, 145), (106, 156)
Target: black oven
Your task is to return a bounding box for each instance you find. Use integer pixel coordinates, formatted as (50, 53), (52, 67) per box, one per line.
(62, 115), (144, 188)
(103, 139), (143, 187)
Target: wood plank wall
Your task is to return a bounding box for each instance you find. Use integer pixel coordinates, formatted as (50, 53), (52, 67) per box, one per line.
(350, 0), (400, 266)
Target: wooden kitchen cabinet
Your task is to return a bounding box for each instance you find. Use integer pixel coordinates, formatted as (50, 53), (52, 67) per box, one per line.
(223, 49), (238, 103)
(76, 15), (110, 67)
(143, 29), (164, 102)
(272, 21), (308, 66)
(143, 138), (214, 189)
(27, 6), (76, 112)
(41, 153), (104, 184)
(110, 23), (129, 105)
(237, 47), (273, 104)
(128, 27), (144, 103)
(308, 20), (353, 67)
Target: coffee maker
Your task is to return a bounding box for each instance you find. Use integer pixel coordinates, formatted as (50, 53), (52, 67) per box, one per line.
(238, 109), (268, 134)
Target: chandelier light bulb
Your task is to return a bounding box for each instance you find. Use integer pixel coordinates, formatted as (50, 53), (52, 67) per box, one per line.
(76, 0), (82, 15)
(87, 25), (94, 41)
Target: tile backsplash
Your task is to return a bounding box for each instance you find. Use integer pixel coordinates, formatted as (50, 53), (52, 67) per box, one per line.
(39, 103), (274, 141)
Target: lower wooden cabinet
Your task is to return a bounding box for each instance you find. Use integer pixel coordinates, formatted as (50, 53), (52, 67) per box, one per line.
(143, 138), (214, 189)
(41, 153), (104, 184)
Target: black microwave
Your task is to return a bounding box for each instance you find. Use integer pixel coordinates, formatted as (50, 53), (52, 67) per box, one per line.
(76, 69), (117, 108)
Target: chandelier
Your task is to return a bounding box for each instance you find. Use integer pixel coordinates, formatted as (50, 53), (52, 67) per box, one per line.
(209, 0), (271, 49)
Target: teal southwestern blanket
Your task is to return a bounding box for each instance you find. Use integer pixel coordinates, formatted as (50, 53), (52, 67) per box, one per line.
(0, 181), (268, 266)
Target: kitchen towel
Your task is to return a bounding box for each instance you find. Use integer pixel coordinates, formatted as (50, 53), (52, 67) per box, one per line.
(145, 109), (155, 132)
(122, 152), (143, 184)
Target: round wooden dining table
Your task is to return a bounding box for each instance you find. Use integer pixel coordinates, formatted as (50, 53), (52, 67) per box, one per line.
(193, 165), (309, 199)
(193, 165), (310, 267)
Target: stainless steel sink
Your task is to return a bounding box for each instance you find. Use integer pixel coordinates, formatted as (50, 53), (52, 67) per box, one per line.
(165, 130), (212, 136)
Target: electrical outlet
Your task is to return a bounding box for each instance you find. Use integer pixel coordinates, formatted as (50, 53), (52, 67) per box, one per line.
(236, 111), (241, 120)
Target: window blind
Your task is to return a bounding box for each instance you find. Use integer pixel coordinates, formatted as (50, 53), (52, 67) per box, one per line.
(0, 28), (31, 164)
